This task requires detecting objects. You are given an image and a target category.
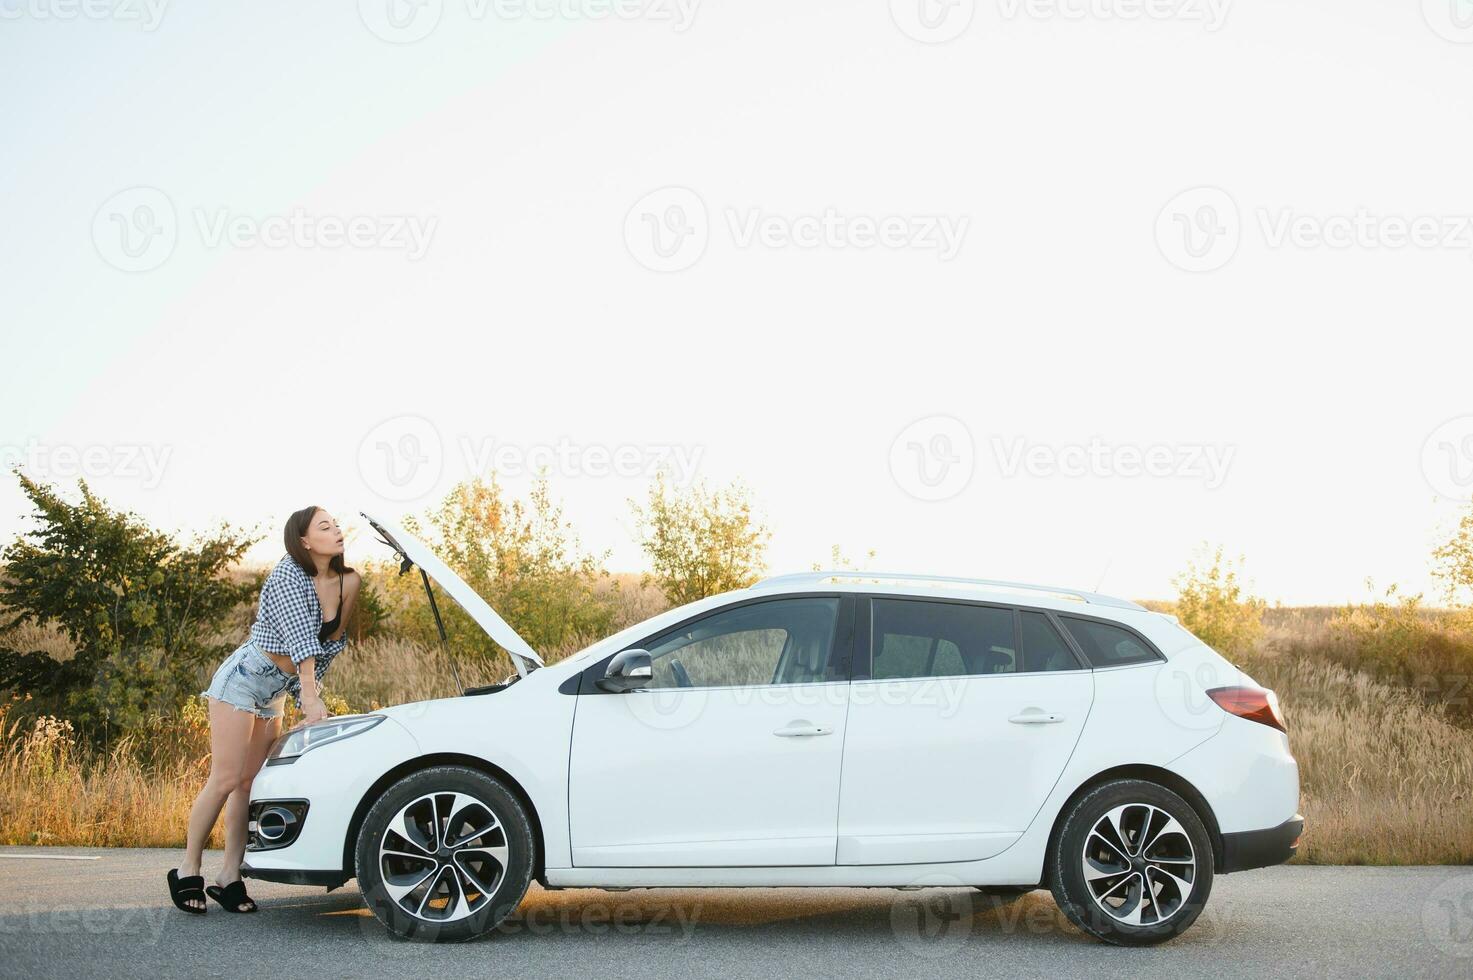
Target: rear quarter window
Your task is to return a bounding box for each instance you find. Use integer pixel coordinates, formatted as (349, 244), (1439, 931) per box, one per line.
(1059, 616), (1160, 668)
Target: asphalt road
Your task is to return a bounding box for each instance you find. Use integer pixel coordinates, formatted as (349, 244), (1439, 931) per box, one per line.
(0, 848), (1469, 979)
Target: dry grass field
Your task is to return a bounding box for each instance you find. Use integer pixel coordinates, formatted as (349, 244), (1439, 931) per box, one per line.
(2, 584), (1472, 865)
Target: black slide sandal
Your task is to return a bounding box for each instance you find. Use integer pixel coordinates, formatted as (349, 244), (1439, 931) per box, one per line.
(167, 869), (207, 915)
(206, 879), (258, 913)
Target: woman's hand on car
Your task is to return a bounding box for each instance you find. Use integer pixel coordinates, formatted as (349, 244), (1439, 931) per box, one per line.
(300, 695), (328, 725)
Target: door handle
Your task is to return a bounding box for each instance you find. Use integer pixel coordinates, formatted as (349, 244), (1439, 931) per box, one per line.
(773, 722), (834, 737)
(1008, 710), (1065, 725)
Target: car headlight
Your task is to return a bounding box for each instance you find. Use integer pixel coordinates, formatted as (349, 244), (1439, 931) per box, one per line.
(266, 714), (385, 764)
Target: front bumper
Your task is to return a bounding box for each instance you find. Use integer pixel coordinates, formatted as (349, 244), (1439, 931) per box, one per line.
(1220, 813), (1304, 872)
(239, 713), (422, 886)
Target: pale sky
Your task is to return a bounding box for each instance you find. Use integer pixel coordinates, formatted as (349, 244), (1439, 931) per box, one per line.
(4, 0), (1473, 606)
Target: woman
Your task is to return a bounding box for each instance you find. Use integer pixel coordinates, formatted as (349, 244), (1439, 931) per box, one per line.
(167, 506), (361, 915)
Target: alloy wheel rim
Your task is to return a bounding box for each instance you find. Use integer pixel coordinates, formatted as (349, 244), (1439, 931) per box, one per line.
(1081, 802), (1196, 926)
(379, 791), (509, 923)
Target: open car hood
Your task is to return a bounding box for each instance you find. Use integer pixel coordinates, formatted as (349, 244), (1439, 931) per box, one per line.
(361, 511), (545, 678)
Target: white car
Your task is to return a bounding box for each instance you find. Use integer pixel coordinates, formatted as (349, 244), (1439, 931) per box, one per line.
(242, 514), (1302, 947)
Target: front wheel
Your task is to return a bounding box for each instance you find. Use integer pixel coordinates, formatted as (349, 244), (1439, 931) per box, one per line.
(1047, 779), (1214, 946)
(354, 765), (535, 942)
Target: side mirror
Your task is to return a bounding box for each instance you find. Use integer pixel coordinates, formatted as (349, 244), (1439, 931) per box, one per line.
(597, 648), (653, 693)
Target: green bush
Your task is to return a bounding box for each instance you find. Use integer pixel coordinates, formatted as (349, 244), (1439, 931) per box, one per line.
(0, 473), (257, 744)
(376, 475), (616, 669)
(1170, 545), (1266, 657)
(631, 474), (770, 605)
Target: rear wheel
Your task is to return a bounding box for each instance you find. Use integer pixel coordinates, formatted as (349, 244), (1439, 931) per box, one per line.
(1047, 779), (1213, 946)
(355, 765), (534, 942)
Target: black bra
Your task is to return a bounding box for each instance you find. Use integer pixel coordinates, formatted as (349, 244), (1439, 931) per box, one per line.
(318, 573), (344, 643)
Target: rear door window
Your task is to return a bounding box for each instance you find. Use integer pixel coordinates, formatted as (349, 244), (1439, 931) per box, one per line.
(870, 599), (1017, 678)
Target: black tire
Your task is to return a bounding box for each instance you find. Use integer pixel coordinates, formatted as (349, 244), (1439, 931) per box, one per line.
(1047, 779), (1213, 947)
(354, 765), (535, 942)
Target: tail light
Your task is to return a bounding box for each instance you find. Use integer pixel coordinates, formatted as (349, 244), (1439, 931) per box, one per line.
(1206, 686), (1287, 733)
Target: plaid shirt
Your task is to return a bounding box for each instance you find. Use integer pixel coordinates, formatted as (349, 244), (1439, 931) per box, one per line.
(249, 556), (349, 704)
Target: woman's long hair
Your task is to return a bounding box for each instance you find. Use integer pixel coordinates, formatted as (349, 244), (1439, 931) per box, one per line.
(283, 505), (352, 578)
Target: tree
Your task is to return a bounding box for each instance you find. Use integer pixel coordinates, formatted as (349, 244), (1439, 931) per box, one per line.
(1171, 545), (1266, 657)
(0, 473), (258, 741)
(1432, 499), (1473, 607)
(632, 474), (770, 605)
(377, 475), (615, 666)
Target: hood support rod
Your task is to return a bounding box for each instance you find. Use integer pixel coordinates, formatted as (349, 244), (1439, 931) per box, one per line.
(420, 568), (465, 696)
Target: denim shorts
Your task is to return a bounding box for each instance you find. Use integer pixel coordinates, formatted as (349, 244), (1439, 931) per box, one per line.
(202, 640), (291, 719)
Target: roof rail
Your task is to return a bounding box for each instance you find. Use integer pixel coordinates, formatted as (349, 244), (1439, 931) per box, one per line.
(750, 571), (1145, 611)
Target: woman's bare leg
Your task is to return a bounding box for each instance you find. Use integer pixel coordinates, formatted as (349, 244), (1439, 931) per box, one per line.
(218, 712), (282, 886)
(177, 698), (255, 909)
